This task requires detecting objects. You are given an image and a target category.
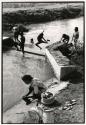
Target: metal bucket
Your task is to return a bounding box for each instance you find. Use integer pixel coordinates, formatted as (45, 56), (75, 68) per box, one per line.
(43, 108), (55, 123)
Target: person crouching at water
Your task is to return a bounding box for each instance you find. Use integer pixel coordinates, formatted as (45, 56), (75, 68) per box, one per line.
(35, 31), (48, 50)
(20, 32), (25, 55)
(22, 75), (46, 105)
(60, 34), (70, 44)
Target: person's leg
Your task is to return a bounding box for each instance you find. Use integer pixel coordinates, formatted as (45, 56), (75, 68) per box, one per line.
(39, 39), (47, 43)
(14, 37), (20, 50)
(22, 44), (24, 55)
(22, 95), (34, 105)
(33, 93), (41, 106)
(19, 42), (21, 50)
(14, 41), (19, 51)
(35, 42), (42, 49)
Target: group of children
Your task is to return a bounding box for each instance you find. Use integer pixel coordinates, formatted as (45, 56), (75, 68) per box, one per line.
(12, 25), (79, 56)
(12, 27), (49, 56)
(60, 27), (79, 47)
(22, 27), (79, 105)
(12, 26), (79, 105)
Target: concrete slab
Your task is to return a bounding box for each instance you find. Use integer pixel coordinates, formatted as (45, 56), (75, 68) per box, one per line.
(45, 49), (77, 81)
(24, 45), (45, 56)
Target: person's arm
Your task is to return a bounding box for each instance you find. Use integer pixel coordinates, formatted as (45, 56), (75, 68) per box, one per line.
(42, 37), (47, 42)
(24, 86), (33, 97)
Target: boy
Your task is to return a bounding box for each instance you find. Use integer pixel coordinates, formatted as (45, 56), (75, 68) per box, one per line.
(35, 31), (48, 49)
(22, 75), (46, 105)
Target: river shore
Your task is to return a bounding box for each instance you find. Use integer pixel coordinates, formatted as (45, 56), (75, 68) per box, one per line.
(3, 3), (84, 32)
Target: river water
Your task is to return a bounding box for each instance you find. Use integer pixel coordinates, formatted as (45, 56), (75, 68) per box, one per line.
(3, 17), (84, 112)
(27, 17), (83, 44)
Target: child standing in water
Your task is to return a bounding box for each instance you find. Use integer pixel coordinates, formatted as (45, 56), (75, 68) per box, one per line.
(71, 27), (79, 49)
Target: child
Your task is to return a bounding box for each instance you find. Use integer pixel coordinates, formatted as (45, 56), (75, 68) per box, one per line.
(12, 26), (20, 50)
(71, 27), (79, 49)
(30, 38), (34, 44)
(35, 31), (48, 50)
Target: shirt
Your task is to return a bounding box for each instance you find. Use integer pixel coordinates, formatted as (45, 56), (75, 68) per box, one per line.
(31, 78), (46, 94)
(73, 31), (79, 40)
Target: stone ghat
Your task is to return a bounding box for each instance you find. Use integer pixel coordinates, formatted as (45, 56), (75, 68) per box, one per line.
(50, 50), (70, 66)
(45, 42), (78, 81)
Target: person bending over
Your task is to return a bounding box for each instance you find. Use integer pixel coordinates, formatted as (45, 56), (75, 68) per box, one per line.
(60, 34), (70, 44)
(22, 75), (46, 105)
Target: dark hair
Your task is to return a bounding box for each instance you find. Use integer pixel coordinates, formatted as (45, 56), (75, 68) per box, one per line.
(20, 32), (24, 36)
(22, 75), (33, 84)
(75, 27), (78, 32)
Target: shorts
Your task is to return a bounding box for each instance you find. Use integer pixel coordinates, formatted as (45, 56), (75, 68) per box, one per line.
(33, 93), (41, 101)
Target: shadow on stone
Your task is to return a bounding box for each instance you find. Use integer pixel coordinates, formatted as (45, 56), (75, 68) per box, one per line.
(62, 71), (84, 84)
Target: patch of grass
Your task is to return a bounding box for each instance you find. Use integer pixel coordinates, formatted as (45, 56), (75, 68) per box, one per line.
(54, 82), (84, 123)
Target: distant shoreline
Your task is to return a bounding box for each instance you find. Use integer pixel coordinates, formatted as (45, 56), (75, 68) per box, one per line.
(3, 3), (84, 32)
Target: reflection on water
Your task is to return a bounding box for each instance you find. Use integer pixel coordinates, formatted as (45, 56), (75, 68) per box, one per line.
(3, 17), (84, 112)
